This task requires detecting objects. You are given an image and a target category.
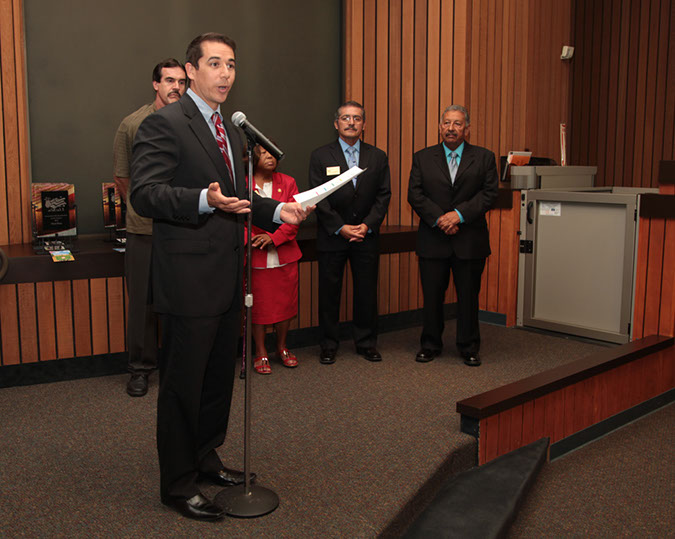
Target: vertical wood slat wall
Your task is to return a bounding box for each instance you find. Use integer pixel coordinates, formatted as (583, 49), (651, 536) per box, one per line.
(0, 278), (127, 365)
(0, 0), (31, 245)
(344, 0), (572, 326)
(477, 347), (674, 464)
(570, 0), (674, 187)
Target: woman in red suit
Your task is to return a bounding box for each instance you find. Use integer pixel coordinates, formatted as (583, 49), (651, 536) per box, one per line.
(248, 145), (302, 374)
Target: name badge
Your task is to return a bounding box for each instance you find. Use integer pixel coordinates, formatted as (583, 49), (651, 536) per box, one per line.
(326, 166), (341, 176)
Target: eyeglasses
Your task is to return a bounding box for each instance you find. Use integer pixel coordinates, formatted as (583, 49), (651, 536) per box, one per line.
(339, 115), (363, 123)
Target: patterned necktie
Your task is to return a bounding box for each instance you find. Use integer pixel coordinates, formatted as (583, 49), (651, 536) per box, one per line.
(211, 112), (235, 186)
(346, 146), (358, 186)
(449, 151), (459, 183)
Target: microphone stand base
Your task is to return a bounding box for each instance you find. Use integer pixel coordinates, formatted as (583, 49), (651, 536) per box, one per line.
(215, 484), (279, 518)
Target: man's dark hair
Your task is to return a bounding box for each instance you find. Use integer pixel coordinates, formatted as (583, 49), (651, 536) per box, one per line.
(185, 33), (237, 68)
(151, 58), (185, 83)
(335, 100), (366, 122)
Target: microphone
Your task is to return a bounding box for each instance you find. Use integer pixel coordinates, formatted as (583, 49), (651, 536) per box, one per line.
(231, 111), (285, 162)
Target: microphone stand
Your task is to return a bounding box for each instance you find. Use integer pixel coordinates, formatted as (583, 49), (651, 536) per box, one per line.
(216, 135), (279, 518)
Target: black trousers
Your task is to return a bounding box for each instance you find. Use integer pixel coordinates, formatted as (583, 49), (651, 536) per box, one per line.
(125, 233), (158, 373)
(418, 255), (486, 356)
(157, 308), (239, 499)
(318, 247), (379, 351)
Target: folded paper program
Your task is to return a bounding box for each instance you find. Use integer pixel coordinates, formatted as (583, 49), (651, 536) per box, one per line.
(293, 166), (365, 209)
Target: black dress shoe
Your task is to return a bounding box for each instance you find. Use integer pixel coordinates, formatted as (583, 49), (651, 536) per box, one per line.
(126, 374), (148, 397)
(356, 347), (382, 362)
(199, 467), (256, 487)
(415, 349), (439, 363)
(463, 354), (482, 367)
(319, 348), (336, 364)
(162, 493), (225, 521)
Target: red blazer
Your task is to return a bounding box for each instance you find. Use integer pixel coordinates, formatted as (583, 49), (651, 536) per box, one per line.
(247, 172), (302, 267)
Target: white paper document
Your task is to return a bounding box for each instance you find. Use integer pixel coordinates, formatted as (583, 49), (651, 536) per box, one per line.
(293, 166), (365, 209)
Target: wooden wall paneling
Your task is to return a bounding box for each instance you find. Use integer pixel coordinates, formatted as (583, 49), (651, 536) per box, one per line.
(659, 219), (675, 336)
(345, 0), (362, 102)
(413, 0), (427, 157)
(520, 400), (535, 445)
(509, 404), (524, 453)
(400, 0), (414, 227)
(562, 384), (576, 437)
(643, 218), (665, 336)
(603, 0), (622, 185)
(0, 0), (20, 245)
(666, 0), (675, 157)
(13, 0), (30, 242)
(106, 277), (125, 353)
(35, 281), (56, 361)
(595, 0), (612, 186)
(89, 278), (108, 356)
(488, 0), (499, 155)
(498, 196), (520, 325)
(486, 209), (501, 312)
(523, 0), (538, 154)
(72, 279), (92, 357)
(632, 217), (650, 339)
(632, 0), (650, 187)
(499, 0), (512, 156)
(362, 0), (376, 146)
(613, 0), (631, 186)
(624, 0), (641, 186)
(388, 0), (402, 228)
(651, 0), (671, 183)
(376, 0), (389, 152)
(439, 0), (454, 107)
(454, 0), (470, 107)
(585, 0), (602, 174)
(17, 282), (37, 363)
(497, 408), (512, 455)
(531, 393), (546, 441)
(0, 12), (7, 247)
(476, 0), (488, 147)
(484, 414), (500, 463)
(409, 252), (420, 310)
(426, 0), (441, 147)
(53, 280), (74, 359)
(642, 0), (661, 186)
(551, 389), (565, 442)
(0, 284), (19, 365)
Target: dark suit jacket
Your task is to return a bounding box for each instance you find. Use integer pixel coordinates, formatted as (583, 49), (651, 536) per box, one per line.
(130, 93), (278, 318)
(407, 142), (498, 259)
(308, 140), (391, 252)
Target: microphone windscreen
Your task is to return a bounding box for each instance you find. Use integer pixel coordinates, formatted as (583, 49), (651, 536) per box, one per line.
(231, 111), (247, 127)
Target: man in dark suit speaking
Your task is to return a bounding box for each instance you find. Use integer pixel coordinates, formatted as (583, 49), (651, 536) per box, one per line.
(130, 33), (311, 521)
(309, 101), (391, 365)
(407, 105), (498, 367)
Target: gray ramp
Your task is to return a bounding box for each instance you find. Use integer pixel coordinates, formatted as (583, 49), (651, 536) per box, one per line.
(403, 438), (549, 539)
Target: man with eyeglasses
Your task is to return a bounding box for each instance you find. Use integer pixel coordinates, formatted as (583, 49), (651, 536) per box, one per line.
(309, 101), (391, 365)
(407, 105), (498, 367)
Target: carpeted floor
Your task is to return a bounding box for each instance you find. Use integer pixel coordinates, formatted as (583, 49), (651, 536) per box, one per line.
(509, 402), (675, 538)
(0, 323), (604, 537)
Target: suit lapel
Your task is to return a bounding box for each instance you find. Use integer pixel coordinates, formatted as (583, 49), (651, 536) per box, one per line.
(354, 142), (369, 192)
(224, 121), (246, 198)
(433, 143), (453, 184)
(182, 95), (235, 197)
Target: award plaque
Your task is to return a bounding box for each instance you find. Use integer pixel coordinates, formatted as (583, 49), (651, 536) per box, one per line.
(32, 183), (77, 238)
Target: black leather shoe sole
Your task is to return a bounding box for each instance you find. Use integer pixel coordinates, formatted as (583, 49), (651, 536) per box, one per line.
(415, 349), (439, 363)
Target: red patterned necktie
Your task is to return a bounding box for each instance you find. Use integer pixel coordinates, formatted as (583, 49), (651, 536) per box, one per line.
(211, 112), (235, 185)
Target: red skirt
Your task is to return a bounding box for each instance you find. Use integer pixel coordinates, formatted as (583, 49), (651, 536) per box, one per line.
(250, 262), (299, 325)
